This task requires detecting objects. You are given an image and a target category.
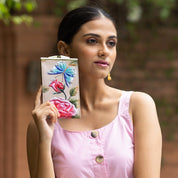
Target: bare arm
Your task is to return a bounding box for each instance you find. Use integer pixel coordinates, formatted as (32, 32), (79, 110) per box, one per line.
(131, 92), (162, 178)
(27, 120), (39, 178)
(26, 88), (59, 178)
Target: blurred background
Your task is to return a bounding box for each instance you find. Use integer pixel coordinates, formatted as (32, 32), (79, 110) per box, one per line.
(0, 0), (178, 177)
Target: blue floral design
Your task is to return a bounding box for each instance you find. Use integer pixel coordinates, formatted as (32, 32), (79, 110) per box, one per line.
(48, 61), (76, 87)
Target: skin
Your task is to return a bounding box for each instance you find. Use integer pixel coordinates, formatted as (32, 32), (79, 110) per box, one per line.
(27, 16), (162, 178)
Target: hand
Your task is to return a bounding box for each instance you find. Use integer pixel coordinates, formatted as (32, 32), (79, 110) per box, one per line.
(32, 87), (60, 143)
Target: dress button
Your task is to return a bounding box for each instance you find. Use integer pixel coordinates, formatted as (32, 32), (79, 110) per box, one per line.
(96, 155), (104, 164)
(91, 130), (98, 138)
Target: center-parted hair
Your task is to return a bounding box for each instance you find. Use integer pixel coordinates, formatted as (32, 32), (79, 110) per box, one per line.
(57, 6), (116, 44)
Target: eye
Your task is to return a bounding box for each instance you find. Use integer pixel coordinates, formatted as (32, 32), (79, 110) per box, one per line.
(86, 38), (97, 44)
(107, 40), (117, 47)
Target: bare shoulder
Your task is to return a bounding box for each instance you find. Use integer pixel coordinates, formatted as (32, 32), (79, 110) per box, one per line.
(129, 91), (162, 138)
(129, 91), (160, 125)
(130, 91), (156, 114)
(131, 91), (155, 106)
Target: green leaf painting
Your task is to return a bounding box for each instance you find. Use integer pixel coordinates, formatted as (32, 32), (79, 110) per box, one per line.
(70, 87), (78, 97)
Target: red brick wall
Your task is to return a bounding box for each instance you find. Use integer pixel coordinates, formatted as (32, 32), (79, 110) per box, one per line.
(0, 16), (59, 178)
(0, 16), (178, 178)
(0, 22), (17, 178)
(110, 27), (178, 178)
(111, 28), (178, 141)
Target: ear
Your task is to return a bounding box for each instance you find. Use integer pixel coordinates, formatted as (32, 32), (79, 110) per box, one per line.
(57, 41), (70, 56)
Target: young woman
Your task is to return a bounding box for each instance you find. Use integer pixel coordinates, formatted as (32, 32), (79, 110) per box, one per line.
(27, 6), (162, 178)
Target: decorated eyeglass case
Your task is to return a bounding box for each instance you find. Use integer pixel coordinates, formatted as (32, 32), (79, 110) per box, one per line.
(41, 55), (80, 119)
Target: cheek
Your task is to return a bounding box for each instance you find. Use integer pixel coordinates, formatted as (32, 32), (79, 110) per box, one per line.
(70, 40), (97, 59)
(109, 50), (116, 68)
(77, 47), (96, 59)
(111, 49), (116, 60)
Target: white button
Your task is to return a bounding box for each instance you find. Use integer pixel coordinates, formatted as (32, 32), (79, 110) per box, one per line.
(91, 130), (98, 138)
(96, 155), (104, 164)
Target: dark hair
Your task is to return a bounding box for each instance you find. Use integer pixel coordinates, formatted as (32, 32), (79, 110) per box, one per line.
(57, 6), (116, 44)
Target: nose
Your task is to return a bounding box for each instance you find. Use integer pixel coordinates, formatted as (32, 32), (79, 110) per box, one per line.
(98, 44), (110, 58)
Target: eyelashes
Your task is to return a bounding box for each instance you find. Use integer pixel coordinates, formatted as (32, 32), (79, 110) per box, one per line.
(86, 38), (97, 44)
(86, 37), (117, 47)
(107, 41), (116, 47)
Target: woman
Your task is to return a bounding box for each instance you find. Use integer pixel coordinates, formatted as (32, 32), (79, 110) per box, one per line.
(27, 6), (162, 178)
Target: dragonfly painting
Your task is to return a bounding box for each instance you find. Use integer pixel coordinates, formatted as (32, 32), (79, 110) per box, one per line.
(48, 61), (76, 87)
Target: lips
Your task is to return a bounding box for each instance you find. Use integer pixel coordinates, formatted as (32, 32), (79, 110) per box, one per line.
(94, 60), (109, 67)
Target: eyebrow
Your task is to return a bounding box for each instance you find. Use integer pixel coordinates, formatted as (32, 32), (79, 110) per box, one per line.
(83, 33), (117, 39)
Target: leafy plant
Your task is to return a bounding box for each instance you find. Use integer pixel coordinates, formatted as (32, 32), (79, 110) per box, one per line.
(113, 0), (176, 21)
(54, 0), (176, 24)
(0, 0), (37, 25)
(54, 0), (87, 17)
(1, 0), (177, 25)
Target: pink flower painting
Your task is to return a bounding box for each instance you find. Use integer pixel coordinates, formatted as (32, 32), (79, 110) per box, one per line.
(41, 56), (80, 118)
(49, 79), (64, 93)
(50, 98), (77, 118)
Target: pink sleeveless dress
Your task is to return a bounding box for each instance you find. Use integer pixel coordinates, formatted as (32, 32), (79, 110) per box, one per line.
(51, 91), (134, 178)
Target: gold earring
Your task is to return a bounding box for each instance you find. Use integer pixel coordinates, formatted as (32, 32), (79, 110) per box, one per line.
(107, 73), (112, 80)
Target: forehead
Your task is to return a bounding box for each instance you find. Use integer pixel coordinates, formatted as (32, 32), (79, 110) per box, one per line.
(77, 17), (117, 36)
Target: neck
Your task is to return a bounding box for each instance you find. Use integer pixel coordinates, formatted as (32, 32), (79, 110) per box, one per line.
(79, 76), (109, 111)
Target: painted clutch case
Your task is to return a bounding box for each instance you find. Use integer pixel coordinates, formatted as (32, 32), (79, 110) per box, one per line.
(41, 55), (80, 118)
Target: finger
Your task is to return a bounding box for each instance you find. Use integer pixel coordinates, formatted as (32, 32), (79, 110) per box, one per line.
(32, 103), (52, 119)
(51, 104), (60, 118)
(49, 104), (60, 122)
(46, 112), (57, 124)
(35, 86), (42, 108)
(46, 114), (56, 126)
(38, 103), (58, 123)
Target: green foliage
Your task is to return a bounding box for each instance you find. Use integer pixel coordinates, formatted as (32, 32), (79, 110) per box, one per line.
(67, 0), (87, 11)
(1, 0), (176, 25)
(11, 14), (33, 25)
(54, 0), (87, 17)
(69, 98), (79, 108)
(126, 2), (142, 22)
(53, 0), (66, 17)
(54, 0), (176, 23)
(0, 0), (37, 25)
(69, 87), (78, 97)
(108, 0), (176, 22)
(110, 0), (124, 4)
(144, 0), (175, 20)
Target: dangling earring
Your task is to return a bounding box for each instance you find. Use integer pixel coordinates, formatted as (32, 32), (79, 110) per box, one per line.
(107, 73), (112, 80)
